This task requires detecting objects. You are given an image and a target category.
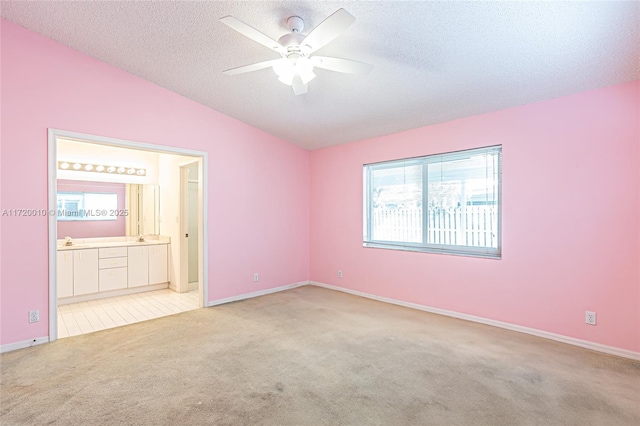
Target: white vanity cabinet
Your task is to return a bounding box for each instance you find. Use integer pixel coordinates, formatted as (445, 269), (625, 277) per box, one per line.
(57, 241), (170, 304)
(57, 251), (74, 298)
(149, 244), (168, 285)
(128, 244), (168, 287)
(73, 248), (99, 296)
(128, 246), (149, 288)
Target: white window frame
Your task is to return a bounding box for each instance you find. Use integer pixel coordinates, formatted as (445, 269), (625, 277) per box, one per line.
(56, 191), (118, 221)
(363, 146), (502, 259)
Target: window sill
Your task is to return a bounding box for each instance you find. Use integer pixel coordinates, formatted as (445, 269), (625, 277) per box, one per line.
(362, 242), (501, 259)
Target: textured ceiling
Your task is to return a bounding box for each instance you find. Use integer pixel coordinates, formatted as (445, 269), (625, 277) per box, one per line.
(2, 1), (639, 150)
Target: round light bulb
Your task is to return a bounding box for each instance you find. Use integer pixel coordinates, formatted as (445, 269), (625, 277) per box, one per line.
(136, 169), (145, 175)
(60, 162), (70, 170)
(84, 164), (94, 171)
(107, 166), (116, 173)
(96, 165), (105, 172)
(117, 167), (125, 174)
(73, 163), (81, 170)
(127, 168), (135, 174)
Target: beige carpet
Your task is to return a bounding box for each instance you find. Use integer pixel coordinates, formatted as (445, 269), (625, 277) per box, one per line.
(1, 285), (639, 425)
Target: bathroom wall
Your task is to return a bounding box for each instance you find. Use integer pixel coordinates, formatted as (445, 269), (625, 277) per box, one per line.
(0, 19), (310, 348)
(56, 180), (126, 238)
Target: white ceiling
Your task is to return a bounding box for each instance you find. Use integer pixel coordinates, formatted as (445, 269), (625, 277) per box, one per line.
(2, 1), (639, 150)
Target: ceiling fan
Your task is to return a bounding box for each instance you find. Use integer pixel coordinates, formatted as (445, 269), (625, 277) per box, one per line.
(220, 8), (372, 95)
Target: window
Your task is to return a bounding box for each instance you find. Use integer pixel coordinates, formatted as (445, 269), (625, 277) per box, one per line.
(363, 146), (501, 258)
(57, 192), (118, 221)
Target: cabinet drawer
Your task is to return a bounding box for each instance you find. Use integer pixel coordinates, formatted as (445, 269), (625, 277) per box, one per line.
(99, 267), (128, 291)
(99, 247), (128, 259)
(99, 257), (127, 269)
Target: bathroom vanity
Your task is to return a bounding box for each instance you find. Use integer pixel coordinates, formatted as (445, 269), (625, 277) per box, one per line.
(57, 237), (170, 304)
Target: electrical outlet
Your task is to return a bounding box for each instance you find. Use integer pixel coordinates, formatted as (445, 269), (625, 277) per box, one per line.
(254, 273), (259, 282)
(29, 310), (39, 323)
(585, 311), (597, 326)
(338, 270), (343, 278)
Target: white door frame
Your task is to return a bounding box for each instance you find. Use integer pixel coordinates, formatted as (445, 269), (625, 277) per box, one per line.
(47, 128), (209, 342)
(179, 160), (202, 298)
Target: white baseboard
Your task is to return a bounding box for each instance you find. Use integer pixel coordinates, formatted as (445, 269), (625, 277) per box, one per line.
(207, 281), (309, 307)
(309, 281), (640, 361)
(0, 336), (49, 354)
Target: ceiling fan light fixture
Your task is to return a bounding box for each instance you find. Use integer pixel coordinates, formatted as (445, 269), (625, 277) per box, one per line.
(273, 57), (315, 86)
(273, 59), (293, 85)
(295, 58), (316, 84)
(221, 9), (368, 94)
(277, 73), (294, 86)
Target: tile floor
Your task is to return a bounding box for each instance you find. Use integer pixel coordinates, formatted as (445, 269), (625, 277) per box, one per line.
(57, 289), (200, 338)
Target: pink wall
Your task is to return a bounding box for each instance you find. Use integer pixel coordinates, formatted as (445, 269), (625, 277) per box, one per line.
(1, 19), (637, 355)
(0, 20), (310, 346)
(56, 180), (126, 238)
(310, 81), (640, 353)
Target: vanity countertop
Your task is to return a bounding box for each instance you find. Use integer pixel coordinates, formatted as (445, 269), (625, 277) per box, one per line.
(57, 239), (170, 251)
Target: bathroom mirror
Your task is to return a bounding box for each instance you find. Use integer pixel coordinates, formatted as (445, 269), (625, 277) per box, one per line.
(56, 180), (160, 238)
(125, 183), (160, 236)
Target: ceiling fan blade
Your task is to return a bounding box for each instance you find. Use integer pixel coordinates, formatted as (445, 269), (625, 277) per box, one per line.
(311, 56), (373, 75)
(222, 60), (279, 76)
(220, 16), (286, 55)
(291, 75), (308, 95)
(300, 8), (355, 54)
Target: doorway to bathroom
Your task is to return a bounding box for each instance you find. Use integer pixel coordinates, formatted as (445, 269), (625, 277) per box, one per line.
(47, 129), (208, 341)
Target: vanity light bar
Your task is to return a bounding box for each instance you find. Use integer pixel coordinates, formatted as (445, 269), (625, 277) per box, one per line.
(58, 161), (146, 176)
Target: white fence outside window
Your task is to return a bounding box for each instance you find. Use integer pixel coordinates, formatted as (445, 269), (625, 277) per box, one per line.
(372, 205), (498, 248)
